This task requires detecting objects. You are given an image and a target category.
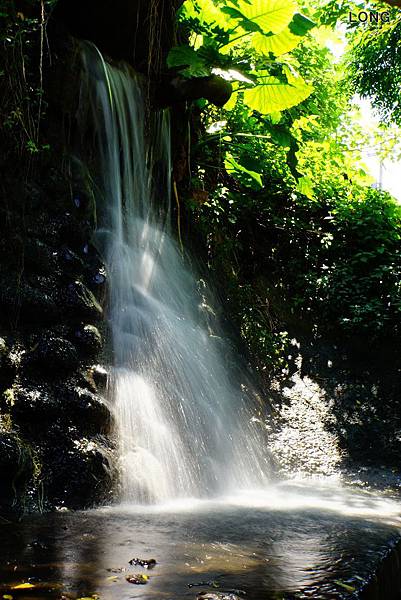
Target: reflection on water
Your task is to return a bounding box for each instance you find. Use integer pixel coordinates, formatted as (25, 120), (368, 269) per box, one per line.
(0, 481), (400, 600)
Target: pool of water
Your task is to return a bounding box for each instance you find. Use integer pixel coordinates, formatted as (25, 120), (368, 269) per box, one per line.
(1, 481), (400, 600)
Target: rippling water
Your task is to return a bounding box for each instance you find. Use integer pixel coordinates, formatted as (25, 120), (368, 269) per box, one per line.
(1, 481), (400, 600)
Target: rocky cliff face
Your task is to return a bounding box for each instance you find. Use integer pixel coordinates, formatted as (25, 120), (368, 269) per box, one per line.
(0, 1), (185, 517)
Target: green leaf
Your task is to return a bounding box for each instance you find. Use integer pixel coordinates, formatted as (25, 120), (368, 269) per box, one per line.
(225, 152), (263, 188)
(221, 6), (264, 33)
(244, 75), (313, 114)
(296, 175), (314, 198)
(231, 0), (297, 35)
(289, 13), (316, 36)
(252, 14), (315, 56)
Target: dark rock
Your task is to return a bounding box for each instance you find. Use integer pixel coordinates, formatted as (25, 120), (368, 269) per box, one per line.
(129, 558), (157, 569)
(24, 238), (59, 276)
(74, 324), (104, 356)
(0, 275), (59, 324)
(41, 431), (115, 509)
(62, 385), (112, 434)
(41, 166), (72, 213)
(0, 430), (34, 517)
(0, 337), (7, 367)
(10, 383), (59, 430)
(24, 336), (80, 373)
(70, 157), (97, 224)
(91, 365), (108, 390)
(27, 212), (91, 250)
(59, 246), (85, 274)
(0, 340), (18, 391)
(62, 280), (103, 320)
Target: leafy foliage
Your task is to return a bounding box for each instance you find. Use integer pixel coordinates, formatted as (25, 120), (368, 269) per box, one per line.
(169, 0), (316, 122)
(0, 0), (55, 157)
(347, 13), (401, 124)
(176, 3), (401, 375)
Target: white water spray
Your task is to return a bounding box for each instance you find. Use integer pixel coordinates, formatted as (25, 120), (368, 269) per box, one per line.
(82, 45), (271, 504)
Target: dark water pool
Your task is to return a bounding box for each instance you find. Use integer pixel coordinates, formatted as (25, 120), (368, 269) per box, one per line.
(1, 482), (400, 600)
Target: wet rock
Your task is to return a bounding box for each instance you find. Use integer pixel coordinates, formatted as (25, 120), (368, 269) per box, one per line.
(0, 430), (34, 517)
(74, 324), (103, 356)
(23, 336), (80, 373)
(129, 558), (157, 569)
(10, 383), (59, 429)
(42, 430), (115, 509)
(126, 573), (149, 584)
(59, 246), (85, 274)
(41, 166), (72, 213)
(27, 212), (91, 250)
(63, 386), (112, 434)
(91, 365), (108, 391)
(24, 238), (59, 276)
(70, 157), (97, 225)
(0, 338), (8, 373)
(0, 276), (58, 324)
(63, 281), (103, 320)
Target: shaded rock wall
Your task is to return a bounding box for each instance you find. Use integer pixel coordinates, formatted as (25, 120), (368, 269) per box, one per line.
(0, 0), (189, 516)
(0, 150), (116, 515)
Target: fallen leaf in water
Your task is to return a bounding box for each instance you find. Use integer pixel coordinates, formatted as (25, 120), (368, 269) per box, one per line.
(106, 576), (119, 582)
(3, 595), (13, 599)
(12, 584), (35, 590)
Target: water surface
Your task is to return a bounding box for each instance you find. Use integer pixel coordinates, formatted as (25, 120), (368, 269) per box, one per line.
(1, 481), (400, 600)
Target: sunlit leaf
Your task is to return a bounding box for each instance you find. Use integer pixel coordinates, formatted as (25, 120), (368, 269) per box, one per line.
(230, 0), (297, 35)
(296, 175), (314, 198)
(253, 14), (315, 56)
(224, 91), (239, 110)
(244, 76), (313, 114)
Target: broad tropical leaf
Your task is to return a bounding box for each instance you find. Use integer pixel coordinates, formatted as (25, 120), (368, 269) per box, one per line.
(230, 0), (298, 35)
(244, 75), (313, 113)
(253, 14), (315, 56)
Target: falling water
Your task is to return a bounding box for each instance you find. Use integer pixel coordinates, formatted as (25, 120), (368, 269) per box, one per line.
(82, 44), (271, 504)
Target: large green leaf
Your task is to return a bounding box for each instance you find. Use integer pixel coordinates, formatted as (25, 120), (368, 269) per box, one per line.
(225, 152), (263, 188)
(244, 75), (313, 113)
(252, 13), (315, 56)
(230, 0), (297, 35)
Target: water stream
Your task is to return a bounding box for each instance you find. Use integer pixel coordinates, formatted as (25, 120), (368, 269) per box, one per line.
(82, 44), (271, 504)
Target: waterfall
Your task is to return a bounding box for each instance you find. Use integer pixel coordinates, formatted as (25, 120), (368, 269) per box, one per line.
(81, 44), (271, 504)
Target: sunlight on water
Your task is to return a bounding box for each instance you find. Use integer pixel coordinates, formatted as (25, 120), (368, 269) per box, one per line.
(106, 479), (401, 527)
